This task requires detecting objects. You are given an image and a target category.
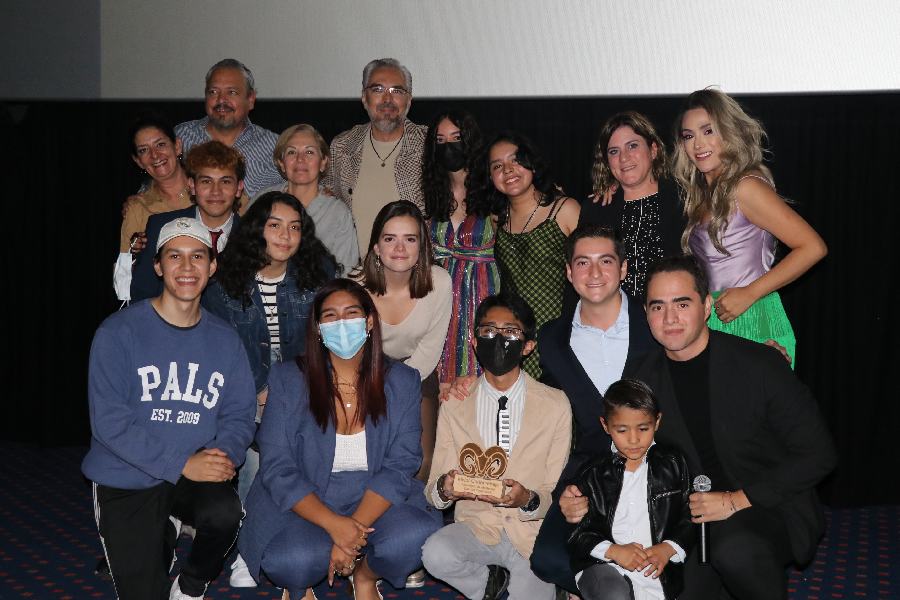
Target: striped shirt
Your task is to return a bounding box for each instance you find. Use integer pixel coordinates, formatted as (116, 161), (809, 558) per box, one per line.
(256, 272), (285, 362)
(175, 117), (282, 197)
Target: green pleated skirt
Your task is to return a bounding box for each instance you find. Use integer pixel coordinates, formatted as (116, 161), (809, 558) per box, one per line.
(708, 290), (796, 369)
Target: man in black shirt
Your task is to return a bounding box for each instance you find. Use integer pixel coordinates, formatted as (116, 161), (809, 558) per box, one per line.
(632, 255), (836, 600)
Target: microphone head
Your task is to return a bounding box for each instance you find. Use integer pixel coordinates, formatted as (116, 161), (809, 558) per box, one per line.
(693, 475), (712, 492)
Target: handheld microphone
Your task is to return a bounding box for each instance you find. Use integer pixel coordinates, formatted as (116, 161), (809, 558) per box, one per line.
(693, 475), (712, 565)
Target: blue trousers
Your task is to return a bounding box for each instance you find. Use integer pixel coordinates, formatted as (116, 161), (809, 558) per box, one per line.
(258, 471), (439, 595)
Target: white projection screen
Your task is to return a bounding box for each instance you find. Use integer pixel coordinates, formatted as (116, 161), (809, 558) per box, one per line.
(4, 0), (900, 100)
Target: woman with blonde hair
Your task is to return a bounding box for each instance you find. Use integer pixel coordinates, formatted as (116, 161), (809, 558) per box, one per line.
(255, 124), (360, 274)
(673, 88), (827, 364)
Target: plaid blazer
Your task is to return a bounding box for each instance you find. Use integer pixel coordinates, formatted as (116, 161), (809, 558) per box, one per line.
(324, 119), (427, 213)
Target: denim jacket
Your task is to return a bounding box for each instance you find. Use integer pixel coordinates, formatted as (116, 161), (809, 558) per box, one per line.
(203, 270), (319, 393)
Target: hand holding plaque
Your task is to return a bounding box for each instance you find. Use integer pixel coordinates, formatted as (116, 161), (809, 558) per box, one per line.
(452, 442), (508, 498)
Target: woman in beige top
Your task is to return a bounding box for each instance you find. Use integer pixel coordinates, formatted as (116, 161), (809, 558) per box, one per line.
(355, 201), (452, 488)
(120, 114), (193, 253)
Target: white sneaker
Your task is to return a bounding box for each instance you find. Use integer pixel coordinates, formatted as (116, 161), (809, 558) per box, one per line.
(169, 575), (205, 600)
(229, 554), (257, 588)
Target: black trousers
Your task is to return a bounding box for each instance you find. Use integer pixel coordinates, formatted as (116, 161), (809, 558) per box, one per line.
(577, 563), (635, 600)
(94, 477), (243, 600)
(680, 505), (793, 600)
(530, 499), (579, 593)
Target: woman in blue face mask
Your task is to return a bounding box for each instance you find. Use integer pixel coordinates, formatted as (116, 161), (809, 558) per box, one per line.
(237, 278), (441, 600)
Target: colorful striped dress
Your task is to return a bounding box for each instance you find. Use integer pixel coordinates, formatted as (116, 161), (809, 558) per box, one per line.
(430, 215), (501, 382)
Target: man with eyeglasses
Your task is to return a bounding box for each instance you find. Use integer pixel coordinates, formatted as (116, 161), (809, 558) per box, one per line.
(323, 58), (427, 253)
(423, 293), (572, 600)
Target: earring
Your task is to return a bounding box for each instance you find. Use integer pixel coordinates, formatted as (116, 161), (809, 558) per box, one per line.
(375, 255), (383, 272)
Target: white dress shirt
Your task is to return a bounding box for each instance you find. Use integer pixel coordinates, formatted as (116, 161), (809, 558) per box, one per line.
(576, 442), (686, 600)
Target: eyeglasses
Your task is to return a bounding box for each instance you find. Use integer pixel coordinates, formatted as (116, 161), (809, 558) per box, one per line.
(476, 325), (525, 341)
(364, 84), (410, 97)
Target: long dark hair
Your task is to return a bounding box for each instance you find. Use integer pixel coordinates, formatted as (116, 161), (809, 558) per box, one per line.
(421, 109), (491, 222)
(358, 200), (434, 298)
(301, 279), (387, 431)
(467, 131), (563, 228)
(215, 191), (335, 304)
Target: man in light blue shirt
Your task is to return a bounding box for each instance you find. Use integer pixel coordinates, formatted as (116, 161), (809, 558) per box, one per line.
(531, 224), (658, 594)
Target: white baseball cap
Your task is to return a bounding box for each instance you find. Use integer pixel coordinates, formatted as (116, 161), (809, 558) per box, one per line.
(156, 217), (213, 252)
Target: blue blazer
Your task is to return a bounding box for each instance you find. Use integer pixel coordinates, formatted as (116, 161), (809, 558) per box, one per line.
(238, 358), (430, 580)
(130, 207), (242, 302)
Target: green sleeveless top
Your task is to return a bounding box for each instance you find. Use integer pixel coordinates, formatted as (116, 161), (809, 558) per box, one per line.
(495, 198), (568, 378)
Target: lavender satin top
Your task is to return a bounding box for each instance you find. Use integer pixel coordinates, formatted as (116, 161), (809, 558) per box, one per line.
(689, 205), (775, 291)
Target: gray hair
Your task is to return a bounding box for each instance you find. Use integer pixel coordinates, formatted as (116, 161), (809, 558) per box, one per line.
(361, 58), (412, 93)
(205, 58), (256, 94)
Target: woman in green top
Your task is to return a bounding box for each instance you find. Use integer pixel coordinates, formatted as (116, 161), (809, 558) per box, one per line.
(469, 132), (580, 378)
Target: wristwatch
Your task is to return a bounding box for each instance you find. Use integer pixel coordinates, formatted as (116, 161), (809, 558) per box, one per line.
(521, 490), (540, 512)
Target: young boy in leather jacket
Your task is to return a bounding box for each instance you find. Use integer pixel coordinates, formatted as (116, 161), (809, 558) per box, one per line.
(567, 379), (694, 600)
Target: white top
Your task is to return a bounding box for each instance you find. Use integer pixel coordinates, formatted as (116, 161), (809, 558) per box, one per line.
(576, 442), (685, 600)
(569, 292), (630, 395)
(380, 265), (453, 380)
(331, 430), (368, 472)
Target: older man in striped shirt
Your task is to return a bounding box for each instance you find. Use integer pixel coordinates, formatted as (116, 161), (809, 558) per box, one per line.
(176, 58), (282, 197)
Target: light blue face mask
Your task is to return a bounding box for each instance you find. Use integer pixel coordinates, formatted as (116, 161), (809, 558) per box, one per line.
(318, 317), (369, 359)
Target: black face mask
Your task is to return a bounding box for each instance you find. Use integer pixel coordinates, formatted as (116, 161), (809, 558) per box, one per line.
(435, 141), (467, 172)
(475, 335), (524, 376)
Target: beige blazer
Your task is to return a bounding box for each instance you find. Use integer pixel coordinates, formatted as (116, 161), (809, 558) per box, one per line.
(426, 373), (572, 559)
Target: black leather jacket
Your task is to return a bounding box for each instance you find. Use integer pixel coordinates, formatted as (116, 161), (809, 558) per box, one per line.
(567, 444), (695, 599)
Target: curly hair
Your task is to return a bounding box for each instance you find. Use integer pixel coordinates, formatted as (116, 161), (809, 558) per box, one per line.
(214, 191), (335, 305)
(590, 111), (668, 197)
(421, 109), (491, 222)
(671, 88), (773, 254)
(467, 131), (563, 228)
(184, 140), (247, 182)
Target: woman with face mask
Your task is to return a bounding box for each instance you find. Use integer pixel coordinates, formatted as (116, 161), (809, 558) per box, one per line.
(422, 110), (500, 388)
(237, 279), (442, 600)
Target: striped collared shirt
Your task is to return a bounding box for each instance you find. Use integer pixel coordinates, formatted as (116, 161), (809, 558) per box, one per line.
(175, 117), (283, 197)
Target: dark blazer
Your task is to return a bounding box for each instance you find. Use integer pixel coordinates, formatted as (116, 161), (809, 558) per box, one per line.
(538, 295), (657, 480)
(237, 358), (432, 581)
(631, 331), (837, 565)
(130, 207), (242, 302)
(578, 178), (685, 258)
(568, 444), (694, 599)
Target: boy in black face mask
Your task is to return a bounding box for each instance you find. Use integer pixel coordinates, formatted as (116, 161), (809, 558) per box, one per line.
(422, 293), (573, 600)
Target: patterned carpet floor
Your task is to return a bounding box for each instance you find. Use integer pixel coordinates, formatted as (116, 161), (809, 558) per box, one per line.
(0, 444), (896, 599)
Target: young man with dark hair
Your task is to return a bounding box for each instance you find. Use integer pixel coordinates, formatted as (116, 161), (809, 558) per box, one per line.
(131, 141), (246, 301)
(83, 217), (256, 600)
(630, 255), (835, 599)
(423, 293), (572, 600)
(530, 224), (658, 593)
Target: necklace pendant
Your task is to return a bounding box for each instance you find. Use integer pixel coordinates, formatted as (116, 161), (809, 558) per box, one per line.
(380, 162), (386, 167)
(345, 402), (352, 408)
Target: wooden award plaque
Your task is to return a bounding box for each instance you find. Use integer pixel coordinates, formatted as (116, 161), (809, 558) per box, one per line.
(453, 442), (508, 498)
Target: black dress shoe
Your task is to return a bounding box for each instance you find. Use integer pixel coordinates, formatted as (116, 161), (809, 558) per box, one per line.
(483, 564), (510, 600)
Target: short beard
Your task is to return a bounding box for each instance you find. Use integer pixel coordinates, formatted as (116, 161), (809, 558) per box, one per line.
(209, 114), (242, 131)
(371, 115), (403, 134)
